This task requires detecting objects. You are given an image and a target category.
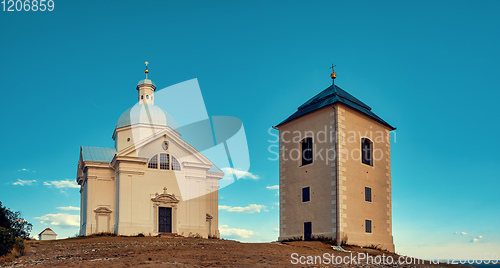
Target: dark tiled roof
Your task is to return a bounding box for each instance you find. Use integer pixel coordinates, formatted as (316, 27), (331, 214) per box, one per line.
(275, 84), (395, 130)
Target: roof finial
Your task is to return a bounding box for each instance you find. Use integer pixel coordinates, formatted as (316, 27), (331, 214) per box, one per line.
(145, 61), (149, 79)
(330, 64), (336, 83)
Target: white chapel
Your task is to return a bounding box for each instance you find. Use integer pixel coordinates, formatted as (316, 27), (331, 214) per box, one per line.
(76, 65), (223, 237)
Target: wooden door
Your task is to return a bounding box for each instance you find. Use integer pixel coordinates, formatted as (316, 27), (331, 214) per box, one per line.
(159, 207), (172, 233)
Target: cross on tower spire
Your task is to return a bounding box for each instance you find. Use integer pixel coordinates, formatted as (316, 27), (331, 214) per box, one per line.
(330, 64), (337, 85)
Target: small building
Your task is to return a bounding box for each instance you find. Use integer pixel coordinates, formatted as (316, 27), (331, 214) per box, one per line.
(38, 228), (57, 240)
(274, 68), (396, 252)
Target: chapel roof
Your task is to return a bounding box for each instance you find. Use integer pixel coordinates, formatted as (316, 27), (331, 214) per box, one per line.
(81, 146), (116, 162)
(275, 84), (395, 130)
(207, 165), (224, 173)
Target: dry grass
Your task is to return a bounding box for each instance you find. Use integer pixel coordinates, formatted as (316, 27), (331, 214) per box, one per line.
(0, 236), (468, 267)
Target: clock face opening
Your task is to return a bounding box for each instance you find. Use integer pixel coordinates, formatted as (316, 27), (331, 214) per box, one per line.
(162, 141), (169, 150)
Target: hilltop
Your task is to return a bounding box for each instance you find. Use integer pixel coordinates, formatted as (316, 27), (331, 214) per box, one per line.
(0, 236), (465, 267)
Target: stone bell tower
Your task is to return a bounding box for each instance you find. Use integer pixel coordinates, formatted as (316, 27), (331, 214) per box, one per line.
(274, 66), (396, 252)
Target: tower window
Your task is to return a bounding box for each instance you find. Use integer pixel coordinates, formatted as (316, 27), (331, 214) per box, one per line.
(361, 138), (373, 166)
(302, 187), (310, 202)
(160, 153), (170, 170)
(141, 95), (144, 99)
(365, 187), (372, 202)
(146, 95), (149, 99)
(148, 155), (158, 169)
(365, 219), (372, 233)
(301, 137), (313, 166)
(172, 156), (181, 171)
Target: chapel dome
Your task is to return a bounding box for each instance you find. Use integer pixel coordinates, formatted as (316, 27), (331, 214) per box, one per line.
(116, 104), (167, 129)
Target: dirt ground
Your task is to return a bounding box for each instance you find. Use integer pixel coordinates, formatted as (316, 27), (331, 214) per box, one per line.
(0, 236), (465, 267)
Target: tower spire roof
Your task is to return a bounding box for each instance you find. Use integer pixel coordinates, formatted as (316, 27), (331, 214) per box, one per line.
(274, 82), (395, 130)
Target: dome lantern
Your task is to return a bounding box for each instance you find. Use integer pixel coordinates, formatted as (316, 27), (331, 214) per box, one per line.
(137, 61), (156, 105)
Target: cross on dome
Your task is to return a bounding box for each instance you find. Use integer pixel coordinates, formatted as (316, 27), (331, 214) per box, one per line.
(145, 61), (149, 79)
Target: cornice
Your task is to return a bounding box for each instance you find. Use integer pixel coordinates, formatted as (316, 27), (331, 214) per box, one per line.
(182, 161), (212, 170)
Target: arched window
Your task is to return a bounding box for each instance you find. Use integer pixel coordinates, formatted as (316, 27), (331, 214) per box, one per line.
(148, 155), (158, 169)
(160, 153), (170, 170)
(147, 153), (181, 171)
(361, 138), (373, 166)
(172, 156), (181, 171)
(301, 137), (313, 166)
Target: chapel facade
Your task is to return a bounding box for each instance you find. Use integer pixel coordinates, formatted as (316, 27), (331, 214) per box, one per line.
(76, 66), (222, 237)
(275, 68), (396, 251)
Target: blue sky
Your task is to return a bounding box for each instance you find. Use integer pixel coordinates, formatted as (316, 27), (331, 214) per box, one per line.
(1, 0), (499, 259)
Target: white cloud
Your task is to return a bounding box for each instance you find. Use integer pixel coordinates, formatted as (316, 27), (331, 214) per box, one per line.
(221, 167), (259, 180)
(12, 179), (37, 186)
(219, 225), (255, 239)
(219, 204), (266, 213)
(43, 180), (80, 189)
(471, 235), (484, 242)
(461, 232), (467, 235)
(57, 206), (80, 211)
(18, 168), (36, 173)
(273, 228), (279, 232)
(34, 213), (79, 227)
(266, 185), (279, 190)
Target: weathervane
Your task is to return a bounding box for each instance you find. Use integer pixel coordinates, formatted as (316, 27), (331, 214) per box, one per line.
(330, 64), (337, 85)
(145, 61), (149, 79)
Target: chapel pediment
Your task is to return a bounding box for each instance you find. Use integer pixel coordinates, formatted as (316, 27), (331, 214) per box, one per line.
(116, 129), (213, 169)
